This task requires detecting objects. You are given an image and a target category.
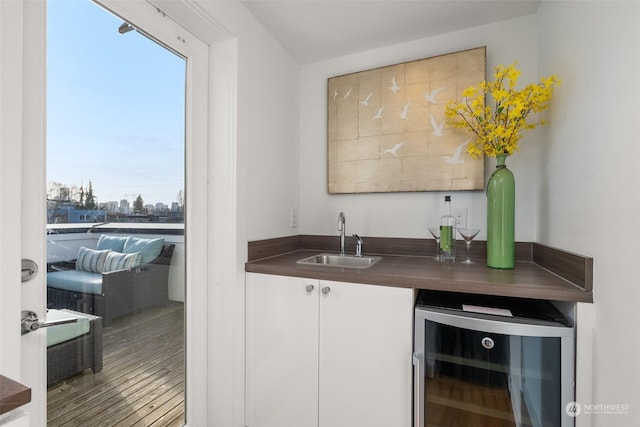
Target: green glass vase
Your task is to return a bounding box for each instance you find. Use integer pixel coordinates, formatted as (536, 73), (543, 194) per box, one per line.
(486, 154), (515, 269)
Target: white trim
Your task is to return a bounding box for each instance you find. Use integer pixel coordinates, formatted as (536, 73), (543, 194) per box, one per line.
(20, 1), (48, 424)
(0, 0), (26, 383)
(141, 2), (243, 424)
(207, 37), (243, 426)
(0, 1), (48, 424)
(90, 1), (212, 425)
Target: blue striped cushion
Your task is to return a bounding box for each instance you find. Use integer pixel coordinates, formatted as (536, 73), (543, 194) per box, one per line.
(103, 251), (142, 272)
(76, 247), (110, 273)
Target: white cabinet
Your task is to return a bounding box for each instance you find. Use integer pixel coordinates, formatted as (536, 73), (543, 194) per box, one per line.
(246, 273), (413, 427)
(246, 274), (319, 427)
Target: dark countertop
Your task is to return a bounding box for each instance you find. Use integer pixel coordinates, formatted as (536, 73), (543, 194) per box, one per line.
(245, 249), (593, 303)
(0, 375), (31, 415)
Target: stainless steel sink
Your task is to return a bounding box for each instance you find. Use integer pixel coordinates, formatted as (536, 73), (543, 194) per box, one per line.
(296, 253), (381, 269)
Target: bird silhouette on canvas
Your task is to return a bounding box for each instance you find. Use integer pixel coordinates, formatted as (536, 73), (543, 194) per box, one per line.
(360, 92), (373, 107)
(424, 87), (446, 104)
(430, 114), (445, 136)
(389, 77), (400, 94)
(400, 102), (411, 120)
(383, 143), (404, 157)
(443, 139), (472, 165)
(343, 88), (353, 99)
(333, 89), (339, 100)
(373, 106), (385, 121)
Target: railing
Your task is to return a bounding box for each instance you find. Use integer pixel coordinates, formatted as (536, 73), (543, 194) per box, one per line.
(47, 223), (185, 302)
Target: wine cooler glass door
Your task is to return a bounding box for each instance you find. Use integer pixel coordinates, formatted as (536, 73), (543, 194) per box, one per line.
(414, 310), (574, 427)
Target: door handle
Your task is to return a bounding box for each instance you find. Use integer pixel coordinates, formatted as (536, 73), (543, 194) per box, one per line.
(21, 310), (78, 335)
(21, 259), (38, 283)
(413, 352), (424, 427)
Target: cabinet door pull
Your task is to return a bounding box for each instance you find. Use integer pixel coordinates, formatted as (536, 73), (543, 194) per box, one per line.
(321, 286), (331, 295)
(305, 284), (315, 293)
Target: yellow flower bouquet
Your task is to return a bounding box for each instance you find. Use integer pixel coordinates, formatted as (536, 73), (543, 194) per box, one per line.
(445, 63), (560, 158)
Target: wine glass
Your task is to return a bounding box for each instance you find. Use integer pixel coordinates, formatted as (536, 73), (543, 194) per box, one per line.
(458, 229), (480, 264)
(428, 227), (441, 262)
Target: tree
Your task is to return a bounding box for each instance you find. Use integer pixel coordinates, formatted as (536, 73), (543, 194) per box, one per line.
(76, 181), (97, 209)
(47, 180), (101, 209)
(176, 189), (184, 210)
(84, 181), (98, 209)
(78, 184), (85, 207)
(133, 194), (146, 214)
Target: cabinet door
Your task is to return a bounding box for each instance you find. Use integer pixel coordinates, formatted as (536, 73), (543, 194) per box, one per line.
(246, 273), (320, 427)
(318, 281), (413, 427)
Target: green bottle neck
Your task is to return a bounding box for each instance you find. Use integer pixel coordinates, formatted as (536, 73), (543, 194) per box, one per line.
(496, 153), (509, 167)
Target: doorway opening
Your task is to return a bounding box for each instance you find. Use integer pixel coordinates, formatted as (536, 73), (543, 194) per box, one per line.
(46, 1), (186, 425)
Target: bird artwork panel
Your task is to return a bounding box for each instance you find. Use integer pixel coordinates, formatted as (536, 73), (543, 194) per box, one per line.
(327, 46), (486, 193)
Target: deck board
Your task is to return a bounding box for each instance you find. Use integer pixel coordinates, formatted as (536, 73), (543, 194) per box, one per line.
(47, 302), (185, 427)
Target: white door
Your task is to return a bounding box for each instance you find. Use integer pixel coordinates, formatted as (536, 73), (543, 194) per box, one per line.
(0, 1), (212, 425)
(0, 1), (47, 425)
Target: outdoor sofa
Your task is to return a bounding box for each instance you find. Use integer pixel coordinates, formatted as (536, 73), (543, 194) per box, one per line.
(47, 235), (175, 326)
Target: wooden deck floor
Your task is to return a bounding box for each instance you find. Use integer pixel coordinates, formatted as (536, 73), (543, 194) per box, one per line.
(47, 302), (185, 427)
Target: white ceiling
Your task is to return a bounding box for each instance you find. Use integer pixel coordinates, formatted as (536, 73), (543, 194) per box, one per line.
(241, 0), (541, 64)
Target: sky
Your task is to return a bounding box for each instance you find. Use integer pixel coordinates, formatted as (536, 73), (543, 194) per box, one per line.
(47, 0), (186, 207)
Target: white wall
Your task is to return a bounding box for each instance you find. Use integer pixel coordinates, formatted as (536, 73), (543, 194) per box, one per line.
(242, 19), (300, 241)
(191, 1), (301, 243)
(538, 2), (640, 426)
(299, 15), (539, 240)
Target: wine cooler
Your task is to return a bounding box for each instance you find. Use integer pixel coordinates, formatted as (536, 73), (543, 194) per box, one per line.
(413, 291), (575, 427)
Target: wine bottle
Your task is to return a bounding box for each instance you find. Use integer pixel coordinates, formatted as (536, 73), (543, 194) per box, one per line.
(439, 195), (456, 263)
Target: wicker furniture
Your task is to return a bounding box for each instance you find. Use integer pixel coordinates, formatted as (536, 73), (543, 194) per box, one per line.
(47, 310), (102, 387)
(47, 244), (175, 326)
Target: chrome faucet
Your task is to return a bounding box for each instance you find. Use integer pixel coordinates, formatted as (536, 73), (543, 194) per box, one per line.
(353, 234), (363, 257)
(337, 212), (346, 255)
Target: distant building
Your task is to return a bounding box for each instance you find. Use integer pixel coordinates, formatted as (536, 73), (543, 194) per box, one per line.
(119, 199), (130, 215)
(155, 202), (169, 213)
(47, 205), (107, 224)
(59, 186), (70, 201)
(47, 196), (184, 224)
(100, 201), (119, 213)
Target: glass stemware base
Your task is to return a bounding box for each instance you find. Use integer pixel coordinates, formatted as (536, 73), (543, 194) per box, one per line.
(458, 228), (480, 264)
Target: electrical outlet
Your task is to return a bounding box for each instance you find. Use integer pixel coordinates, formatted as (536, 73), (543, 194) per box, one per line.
(454, 208), (467, 229)
(290, 208), (298, 228)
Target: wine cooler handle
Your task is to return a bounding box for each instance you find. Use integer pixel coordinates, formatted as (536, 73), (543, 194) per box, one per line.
(412, 352), (424, 427)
